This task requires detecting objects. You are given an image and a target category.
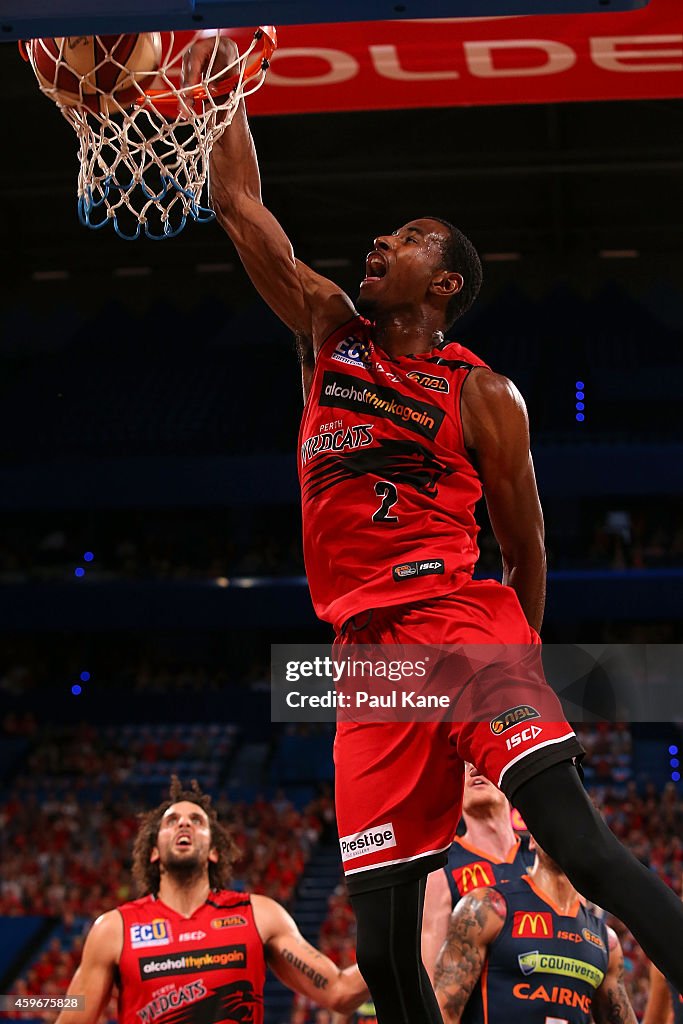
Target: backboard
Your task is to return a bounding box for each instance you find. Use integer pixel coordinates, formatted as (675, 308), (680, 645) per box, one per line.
(0, 0), (652, 42)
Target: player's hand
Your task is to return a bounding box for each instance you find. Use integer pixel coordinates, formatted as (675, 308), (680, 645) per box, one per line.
(182, 32), (240, 89)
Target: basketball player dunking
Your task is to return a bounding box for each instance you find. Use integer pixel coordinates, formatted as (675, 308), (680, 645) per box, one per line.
(187, 35), (683, 1024)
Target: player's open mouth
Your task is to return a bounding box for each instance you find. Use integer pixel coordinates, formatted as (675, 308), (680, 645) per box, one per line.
(362, 251), (388, 285)
(176, 835), (192, 847)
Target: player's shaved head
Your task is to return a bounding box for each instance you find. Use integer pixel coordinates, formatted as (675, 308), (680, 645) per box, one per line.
(421, 216), (483, 328)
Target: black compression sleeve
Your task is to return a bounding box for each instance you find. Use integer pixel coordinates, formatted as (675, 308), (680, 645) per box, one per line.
(350, 876), (443, 1024)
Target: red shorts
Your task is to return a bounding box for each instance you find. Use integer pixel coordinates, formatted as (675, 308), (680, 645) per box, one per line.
(333, 580), (584, 893)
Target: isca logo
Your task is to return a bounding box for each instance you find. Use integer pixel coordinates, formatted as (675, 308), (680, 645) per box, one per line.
(490, 704), (540, 735)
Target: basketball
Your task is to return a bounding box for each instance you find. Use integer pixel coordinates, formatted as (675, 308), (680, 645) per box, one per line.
(29, 33), (163, 114)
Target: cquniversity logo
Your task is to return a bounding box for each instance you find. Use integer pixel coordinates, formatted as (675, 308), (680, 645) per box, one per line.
(130, 920), (173, 949)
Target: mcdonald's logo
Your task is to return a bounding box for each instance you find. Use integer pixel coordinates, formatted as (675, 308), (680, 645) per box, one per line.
(512, 911), (554, 938)
(453, 861), (495, 895)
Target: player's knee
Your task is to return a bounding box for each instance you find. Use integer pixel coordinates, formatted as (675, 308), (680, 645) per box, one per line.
(356, 924), (419, 991)
(355, 926), (395, 989)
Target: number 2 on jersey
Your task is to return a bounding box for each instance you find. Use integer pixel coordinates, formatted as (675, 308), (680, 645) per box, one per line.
(372, 481), (399, 523)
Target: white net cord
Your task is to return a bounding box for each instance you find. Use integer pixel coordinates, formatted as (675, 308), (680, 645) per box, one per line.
(25, 29), (276, 240)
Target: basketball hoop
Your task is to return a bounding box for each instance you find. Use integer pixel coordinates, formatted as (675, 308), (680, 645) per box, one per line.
(21, 27), (277, 239)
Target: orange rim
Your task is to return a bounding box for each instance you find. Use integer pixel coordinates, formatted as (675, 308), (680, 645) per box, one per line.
(140, 25), (277, 115)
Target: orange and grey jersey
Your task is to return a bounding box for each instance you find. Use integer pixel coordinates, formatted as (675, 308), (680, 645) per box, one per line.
(116, 891), (265, 1024)
(462, 876), (609, 1024)
(299, 315), (490, 629)
(445, 834), (533, 909)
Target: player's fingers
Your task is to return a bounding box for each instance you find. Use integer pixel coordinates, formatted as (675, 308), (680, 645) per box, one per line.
(182, 35), (239, 88)
(181, 36), (214, 88)
(213, 36), (240, 77)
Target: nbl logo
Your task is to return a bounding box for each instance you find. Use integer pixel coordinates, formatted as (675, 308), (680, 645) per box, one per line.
(582, 928), (606, 951)
(406, 370), (450, 393)
(211, 915), (247, 930)
(392, 558), (445, 582)
(394, 564), (417, 579)
(490, 705), (540, 735)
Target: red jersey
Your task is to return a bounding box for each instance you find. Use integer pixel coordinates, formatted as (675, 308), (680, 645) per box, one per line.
(299, 315), (489, 628)
(117, 891), (265, 1024)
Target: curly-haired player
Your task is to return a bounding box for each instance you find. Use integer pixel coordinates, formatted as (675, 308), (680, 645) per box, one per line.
(54, 778), (368, 1024)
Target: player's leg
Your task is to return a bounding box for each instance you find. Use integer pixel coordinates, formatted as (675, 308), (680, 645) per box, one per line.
(332, 603), (471, 1024)
(334, 711), (462, 1024)
(351, 876), (442, 1024)
(512, 760), (683, 990)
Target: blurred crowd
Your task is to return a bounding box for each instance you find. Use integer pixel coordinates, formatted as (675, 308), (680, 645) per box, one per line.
(0, 786), (326, 920)
(1, 498), (682, 584)
(2, 714), (683, 1023)
(0, 508), (303, 583)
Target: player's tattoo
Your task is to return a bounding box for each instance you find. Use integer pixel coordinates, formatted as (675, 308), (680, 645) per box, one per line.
(434, 887), (507, 1023)
(593, 939), (637, 1024)
(595, 981), (637, 1023)
(280, 946), (329, 990)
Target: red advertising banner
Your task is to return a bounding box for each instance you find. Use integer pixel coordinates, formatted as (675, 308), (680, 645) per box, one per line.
(245, 0), (683, 115)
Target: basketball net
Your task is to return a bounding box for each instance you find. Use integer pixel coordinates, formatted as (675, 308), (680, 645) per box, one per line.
(22, 28), (277, 239)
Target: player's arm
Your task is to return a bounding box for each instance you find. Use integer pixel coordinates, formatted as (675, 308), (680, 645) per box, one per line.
(188, 38), (355, 353)
(461, 369), (546, 633)
(53, 910), (122, 1024)
(592, 927), (638, 1024)
(642, 961), (674, 1024)
(433, 886), (507, 1024)
(421, 867), (453, 984)
(252, 894), (369, 1014)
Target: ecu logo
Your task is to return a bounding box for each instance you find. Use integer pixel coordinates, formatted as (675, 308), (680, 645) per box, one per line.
(490, 704), (540, 735)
